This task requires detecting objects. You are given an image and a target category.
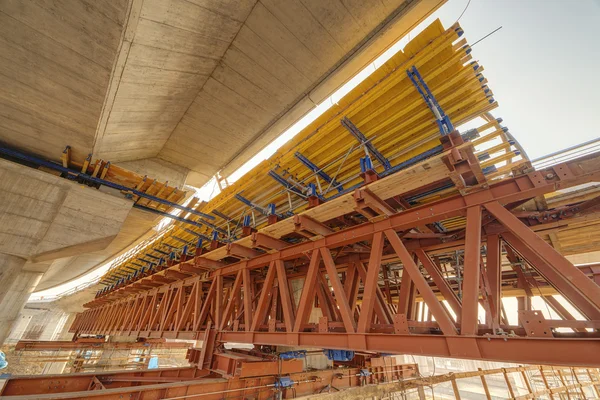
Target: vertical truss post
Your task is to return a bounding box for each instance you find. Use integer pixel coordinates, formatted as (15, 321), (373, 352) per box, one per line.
(275, 259), (295, 332)
(386, 230), (458, 335)
(242, 268), (253, 332)
(293, 250), (321, 332)
(357, 232), (385, 332)
(321, 247), (357, 333)
(219, 271), (243, 331)
(398, 266), (416, 319)
(485, 234), (502, 330)
(251, 262), (276, 331)
(414, 249), (462, 320)
(485, 201), (600, 312)
(461, 205), (482, 335)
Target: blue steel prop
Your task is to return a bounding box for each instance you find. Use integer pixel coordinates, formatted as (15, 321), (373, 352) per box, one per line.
(341, 117), (392, 170)
(406, 65), (454, 135)
(294, 152), (344, 193)
(268, 170), (305, 197)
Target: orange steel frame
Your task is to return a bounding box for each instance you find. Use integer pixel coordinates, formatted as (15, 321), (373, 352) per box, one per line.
(71, 150), (600, 367)
(0, 363), (421, 399)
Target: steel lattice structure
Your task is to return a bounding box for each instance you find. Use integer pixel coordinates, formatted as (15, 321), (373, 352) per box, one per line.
(71, 136), (600, 367)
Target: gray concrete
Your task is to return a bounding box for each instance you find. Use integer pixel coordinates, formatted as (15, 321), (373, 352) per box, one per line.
(0, 158), (134, 344)
(0, 254), (27, 304)
(0, 159), (132, 261)
(0, 0), (441, 188)
(0, 271), (43, 344)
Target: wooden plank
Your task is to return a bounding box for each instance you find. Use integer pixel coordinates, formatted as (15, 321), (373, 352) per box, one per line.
(201, 148), (454, 262)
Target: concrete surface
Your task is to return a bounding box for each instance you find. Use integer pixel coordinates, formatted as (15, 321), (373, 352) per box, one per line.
(0, 158), (134, 344)
(0, 0), (441, 188)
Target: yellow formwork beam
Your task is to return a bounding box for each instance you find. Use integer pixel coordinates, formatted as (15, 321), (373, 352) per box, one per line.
(104, 20), (522, 281)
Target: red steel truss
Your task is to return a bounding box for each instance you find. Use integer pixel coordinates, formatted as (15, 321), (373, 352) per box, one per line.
(71, 147), (600, 367)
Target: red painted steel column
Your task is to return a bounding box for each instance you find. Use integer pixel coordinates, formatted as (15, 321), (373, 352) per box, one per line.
(219, 271), (243, 330)
(385, 230), (457, 335)
(414, 249), (462, 320)
(461, 205), (482, 335)
(275, 259), (296, 331)
(242, 268), (253, 331)
(356, 232), (385, 333)
(250, 262), (276, 331)
(486, 234), (502, 329)
(321, 248), (357, 333)
(293, 250), (321, 332)
(485, 201), (600, 311)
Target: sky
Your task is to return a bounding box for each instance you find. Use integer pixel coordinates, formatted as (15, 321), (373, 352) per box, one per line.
(428, 0), (600, 160)
(220, 0), (600, 188)
(30, 0), (600, 300)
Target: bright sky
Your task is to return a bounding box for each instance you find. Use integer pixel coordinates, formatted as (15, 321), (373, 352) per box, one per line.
(30, 0), (600, 301)
(430, 0), (600, 159)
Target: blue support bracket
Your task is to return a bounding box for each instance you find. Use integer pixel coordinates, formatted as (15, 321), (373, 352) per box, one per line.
(341, 117), (391, 170)
(267, 203), (277, 216)
(0, 145), (216, 219)
(243, 215), (252, 227)
(294, 152), (344, 193)
(274, 377), (294, 389)
(359, 156), (374, 173)
(211, 231), (219, 241)
(406, 65), (454, 135)
(279, 350), (306, 360)
(323, 349), (355, 362)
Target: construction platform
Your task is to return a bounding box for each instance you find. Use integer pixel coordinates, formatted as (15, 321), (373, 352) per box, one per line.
(2, 16), (600, 400)
(61, 20), (600, 368)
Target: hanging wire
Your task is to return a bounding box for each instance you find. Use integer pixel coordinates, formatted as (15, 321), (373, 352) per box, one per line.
(456, 0), (472, 22)
(471, 26), (503, 47)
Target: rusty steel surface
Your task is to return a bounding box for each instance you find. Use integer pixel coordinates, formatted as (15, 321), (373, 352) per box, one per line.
(66, 149), (600, 367)
(0, 362), (419, 399)
(14, 339), (191, 351)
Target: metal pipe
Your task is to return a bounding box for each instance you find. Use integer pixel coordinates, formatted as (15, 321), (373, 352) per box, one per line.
(0, 146), (215, 220)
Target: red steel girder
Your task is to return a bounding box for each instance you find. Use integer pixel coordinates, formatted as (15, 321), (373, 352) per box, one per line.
(72, 153), (600, 367)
